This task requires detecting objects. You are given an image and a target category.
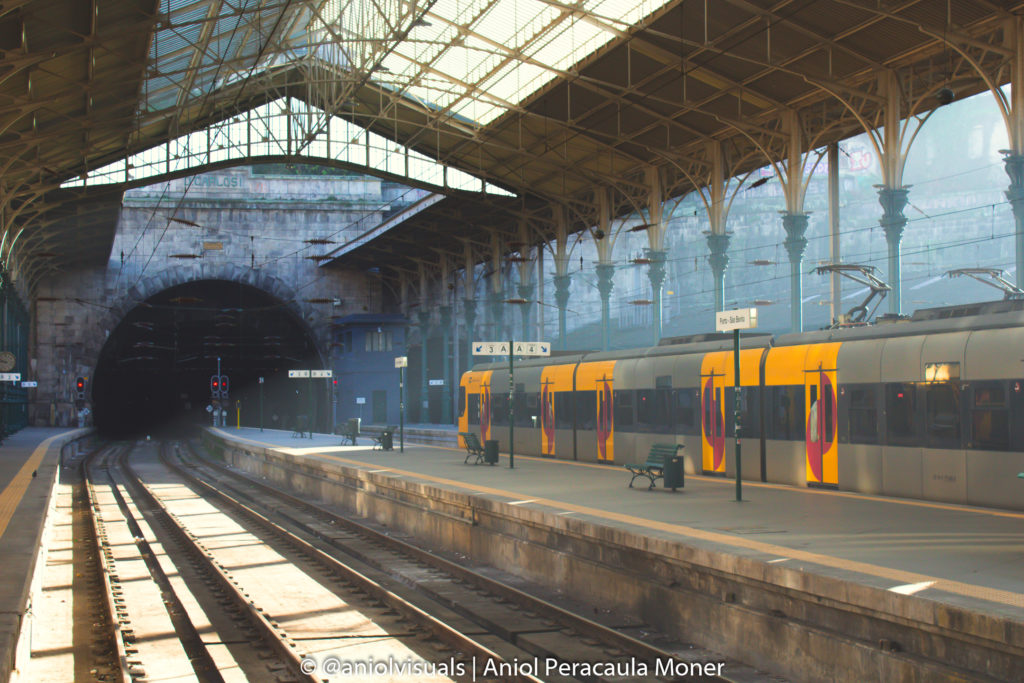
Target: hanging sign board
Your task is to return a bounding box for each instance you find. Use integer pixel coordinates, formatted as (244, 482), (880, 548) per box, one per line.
(715, 308), (758, 332)
(0, 373), (21, 382)
(394, 356), (408, 368)
(288, 369), (310, 378)
(472, 341), (550, 356)
(310, 369), (333, 378)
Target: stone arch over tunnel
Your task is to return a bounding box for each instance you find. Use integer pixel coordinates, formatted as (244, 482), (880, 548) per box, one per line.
(92, 277), (328, 436)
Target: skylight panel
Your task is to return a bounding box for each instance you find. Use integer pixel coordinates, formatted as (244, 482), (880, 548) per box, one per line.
(432, 0), (492, 27)
(529, 16), (613, 71)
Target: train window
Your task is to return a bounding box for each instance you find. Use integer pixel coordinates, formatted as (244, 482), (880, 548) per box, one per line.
(636, 389), (654, 431)
(884, 383), (917, 445)
(514, 391), (537, 427)
(724, 387), (761, 438)
(613, 390), (634, 428)
(847, 385), (878, 444)
(636, 389), (672, 433)
(674, 388), (698, 435)
(925, 382), (961, 449)
(554, 392), (574, 429)
(767, 386), (803, 440)
(468, 394), (480, 423)
(491, 394), (508, 426)
(654, 388), (673, 434)
(575, 391), (596, 430)
(1010, 380), (1024, 451)
(970, 382), (1009, 451)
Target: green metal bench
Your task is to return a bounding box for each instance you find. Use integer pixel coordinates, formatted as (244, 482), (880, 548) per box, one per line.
(339, 418), (360, 446)
(625, 443), (683, 490)
(460, 432), (486, 464)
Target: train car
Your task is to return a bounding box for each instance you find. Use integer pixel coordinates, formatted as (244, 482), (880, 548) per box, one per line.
(458, 300), (1024, 510)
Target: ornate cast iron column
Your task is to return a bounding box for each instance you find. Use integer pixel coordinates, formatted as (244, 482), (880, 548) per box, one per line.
(877, 186), (909, 316)
(438, 305), (452, 424)
(553, 274), (571, 350)
(646, 249), (667, 345)
(595, 263), (615, 351)
(782, 212), (809, 333)
(706, 233), (731, 314)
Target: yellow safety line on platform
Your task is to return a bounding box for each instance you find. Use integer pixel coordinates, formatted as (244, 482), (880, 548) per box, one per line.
(213, 429), (1024, 608)
(0, 432), (67, 540)
(318, 452), (1024, 610)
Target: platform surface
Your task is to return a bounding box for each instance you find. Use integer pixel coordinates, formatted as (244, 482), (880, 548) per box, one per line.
(0, 427), (88, 681)
(211, 426), (1024, 623)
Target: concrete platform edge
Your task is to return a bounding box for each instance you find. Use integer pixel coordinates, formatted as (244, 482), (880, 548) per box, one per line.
(205, 429), (1024, 681)
(3, 429), (94, 683)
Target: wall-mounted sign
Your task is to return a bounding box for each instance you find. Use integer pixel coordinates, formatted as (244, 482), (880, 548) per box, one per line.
(20, 381), (37, 388)
(429, 379), (445, 386)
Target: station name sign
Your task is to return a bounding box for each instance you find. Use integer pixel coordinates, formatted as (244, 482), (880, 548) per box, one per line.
(715, 308), (758, 332)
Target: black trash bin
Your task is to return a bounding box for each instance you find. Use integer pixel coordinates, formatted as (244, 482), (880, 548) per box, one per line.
(381, 431), (393, 451)
(663, 456), (684, 491)
(484, 440), (499, 465)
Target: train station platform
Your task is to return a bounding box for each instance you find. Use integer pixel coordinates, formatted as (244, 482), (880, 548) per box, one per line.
(0, 427), (91, 681)
(206, 426), (1024, 680)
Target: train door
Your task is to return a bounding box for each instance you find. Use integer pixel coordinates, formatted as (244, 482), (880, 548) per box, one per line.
(804, 344), (840, 487)
(541, 363), (575, 458)
(700, 362), (726, 475)
(574, 361), (615, 462)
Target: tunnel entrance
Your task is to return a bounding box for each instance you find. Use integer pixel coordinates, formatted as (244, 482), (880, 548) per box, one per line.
(93, 280), (325, 436)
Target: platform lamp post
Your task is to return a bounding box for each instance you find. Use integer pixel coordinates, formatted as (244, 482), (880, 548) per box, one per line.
(395, 356), (407, 452)
(258, 376), (264, 431)
(715, 307), (757, 502)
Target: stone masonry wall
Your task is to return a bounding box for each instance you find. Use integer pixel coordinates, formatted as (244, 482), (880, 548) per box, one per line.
(30, 167), (423, 425)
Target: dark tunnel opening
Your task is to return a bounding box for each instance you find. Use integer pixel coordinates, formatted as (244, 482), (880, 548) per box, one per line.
(92, 280), (326, 437)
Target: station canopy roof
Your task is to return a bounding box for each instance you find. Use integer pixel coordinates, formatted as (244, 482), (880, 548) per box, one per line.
(2, 0), (1020, 280)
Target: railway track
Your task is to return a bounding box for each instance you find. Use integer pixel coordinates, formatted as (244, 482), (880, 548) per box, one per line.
(69, 436), (779, 682)
(166, 438), (779, 682)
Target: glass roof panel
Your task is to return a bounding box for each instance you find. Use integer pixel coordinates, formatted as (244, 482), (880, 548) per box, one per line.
(311, 0), (671, 127)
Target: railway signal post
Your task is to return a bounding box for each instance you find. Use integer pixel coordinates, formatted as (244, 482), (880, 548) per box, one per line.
(395, 356), (407, 452)
(473, 340), (550, 468)
(716, 308), (758, 502)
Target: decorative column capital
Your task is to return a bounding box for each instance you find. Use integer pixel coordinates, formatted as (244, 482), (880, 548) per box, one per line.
(553, 274), (571, 308)
(645, 248), (668, 289)
(782, 212), (809, 262)
(1004, 153), (1024, 202)
(438, 305), (452, 327)
(877, 186), (910, 246)
(706, 232), (731, 275)
(595, 263), (615, 299)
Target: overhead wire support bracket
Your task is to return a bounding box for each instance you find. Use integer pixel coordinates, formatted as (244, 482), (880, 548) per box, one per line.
(814, 264), (891, 325)
(945, 268), (1024, 300)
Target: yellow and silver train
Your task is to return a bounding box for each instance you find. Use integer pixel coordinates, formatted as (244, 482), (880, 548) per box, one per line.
(459, 300), (1024, 510)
